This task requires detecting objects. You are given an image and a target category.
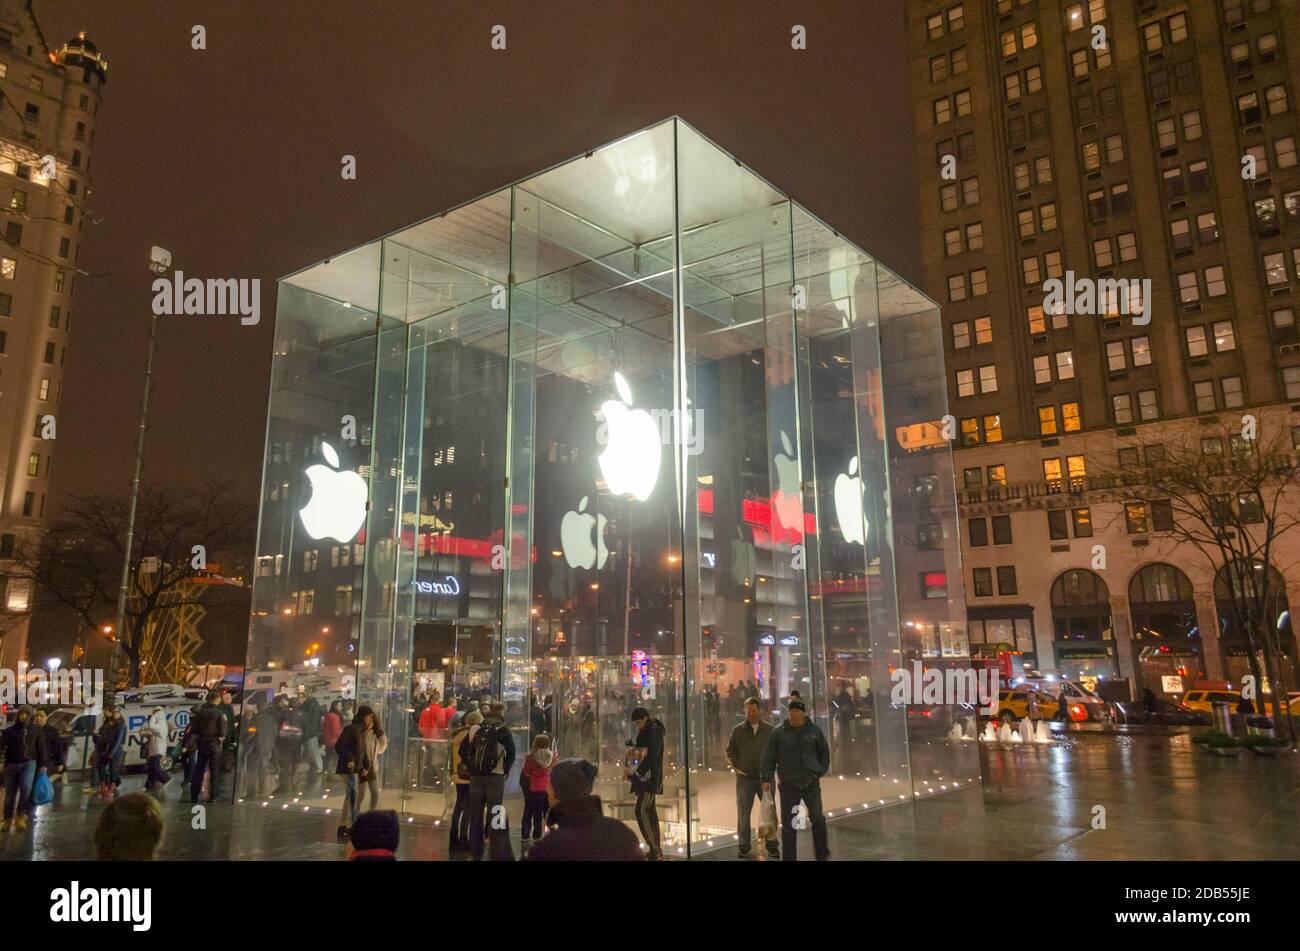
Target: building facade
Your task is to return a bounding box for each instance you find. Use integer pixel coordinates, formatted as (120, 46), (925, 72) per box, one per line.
(0, 2), (106, 669)
(907, 0), (1300, 697)
(243, 118), (979, 854)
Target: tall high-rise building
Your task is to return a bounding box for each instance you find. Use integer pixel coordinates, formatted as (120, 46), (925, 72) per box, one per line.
(907, 0), (1300, 697)
(0, 1), (106, 669)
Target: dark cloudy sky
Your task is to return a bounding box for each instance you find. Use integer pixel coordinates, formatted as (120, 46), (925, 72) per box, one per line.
(36, 0), (917, 508)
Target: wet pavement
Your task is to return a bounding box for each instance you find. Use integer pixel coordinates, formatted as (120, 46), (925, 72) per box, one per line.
(3, 731), (1297, 860)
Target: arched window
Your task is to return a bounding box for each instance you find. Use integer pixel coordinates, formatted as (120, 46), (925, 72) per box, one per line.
(1130, 563), (1194, 605)
(1051, 568), (1109, 609)
(1130, 564), (1201, 693)
(1051, 569), (1116, 678)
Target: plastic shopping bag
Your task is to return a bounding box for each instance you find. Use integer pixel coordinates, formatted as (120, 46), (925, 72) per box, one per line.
(32, 769), (53, 806)
(758, 789), (778, 839)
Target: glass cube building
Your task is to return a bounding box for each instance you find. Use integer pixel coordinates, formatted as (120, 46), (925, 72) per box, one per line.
(242, 117), (977, 856)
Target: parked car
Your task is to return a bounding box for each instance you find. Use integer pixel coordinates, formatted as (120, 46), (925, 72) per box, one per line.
(1113, 697), (1209, 726)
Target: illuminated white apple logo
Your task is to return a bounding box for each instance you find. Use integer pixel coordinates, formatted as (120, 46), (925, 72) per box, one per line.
(299, 442), (367, 543)
(771, 431), (803, 537)
(833, 455), (868, 545)
(597, 371), (660, 502)
(560, 496), (609, 569)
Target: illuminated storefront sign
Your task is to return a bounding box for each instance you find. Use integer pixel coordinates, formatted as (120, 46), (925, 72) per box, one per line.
(413, 575), (461, 596)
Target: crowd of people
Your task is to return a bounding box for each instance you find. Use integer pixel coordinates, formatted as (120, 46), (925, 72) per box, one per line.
(0, 677), (839, 861)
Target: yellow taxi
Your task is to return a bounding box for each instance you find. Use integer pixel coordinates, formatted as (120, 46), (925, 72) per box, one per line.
(993, 688), (1056, 720)
(1180, 689), (1242, 714)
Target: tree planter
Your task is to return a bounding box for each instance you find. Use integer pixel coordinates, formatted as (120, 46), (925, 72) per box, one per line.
(1207, 746), (1244, 757)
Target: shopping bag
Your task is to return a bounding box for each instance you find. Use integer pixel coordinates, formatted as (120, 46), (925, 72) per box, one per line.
(758, 789), (778, 838)
(32, 769), (53, 806)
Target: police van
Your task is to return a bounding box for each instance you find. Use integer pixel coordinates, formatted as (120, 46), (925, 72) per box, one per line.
(49, 686), (198, 774)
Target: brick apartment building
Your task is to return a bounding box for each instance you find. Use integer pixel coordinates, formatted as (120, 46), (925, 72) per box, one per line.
(906, 0), (1300, 698)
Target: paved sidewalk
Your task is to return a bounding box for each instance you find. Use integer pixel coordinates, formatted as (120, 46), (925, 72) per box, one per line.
(4, 732), (1297, 860)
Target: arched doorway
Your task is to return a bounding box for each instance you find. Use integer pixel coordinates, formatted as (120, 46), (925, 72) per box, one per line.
(1213, 562), (1294, 691)
(1129, 563), (1201, 697)
(1050, 568), (1118, 687)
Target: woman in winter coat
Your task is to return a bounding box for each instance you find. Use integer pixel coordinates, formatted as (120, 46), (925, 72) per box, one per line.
(1, 705), (38, 829)
(446, 710), (480, 851)
(141, 706), (172, 790)
(321, 701), (343, 775)
(95, 708), (127, 800)
(520, 732), (555, 845)
(334, 705), (380, 841)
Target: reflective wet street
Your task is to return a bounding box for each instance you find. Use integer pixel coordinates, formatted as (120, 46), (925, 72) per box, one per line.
(3, 731), (1296, 860)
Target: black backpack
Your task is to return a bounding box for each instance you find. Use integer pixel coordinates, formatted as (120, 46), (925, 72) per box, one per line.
(462, 722), (505, 776)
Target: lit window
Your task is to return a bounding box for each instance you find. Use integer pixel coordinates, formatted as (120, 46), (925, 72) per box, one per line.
(1221, 376), (1244, 409)
(974, 316), (992, 344)
(1186, 326), (1208, 357)
(0, 258), (14, 280)
(1193, 380), (1216, 413)
(952, 321), (970, 349)
(1205, 266), (1227, 298)
(1113, 394), (1133, 425)
(1177, 271), (1199, 303)
(1131, 336), (1151, 366)
(1062, 403), (1081, 432)
(957, 369), (975, 397)
(1213, 321), (1236, 352)
(1038, 406), (1058, 436)
(1034, 355), (1051, 385)
(1107, 340), (1126, 372)
(1138, 390), (1158, 421)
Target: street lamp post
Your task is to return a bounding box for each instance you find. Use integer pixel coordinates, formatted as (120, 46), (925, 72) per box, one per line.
(108, 246), (171, 691)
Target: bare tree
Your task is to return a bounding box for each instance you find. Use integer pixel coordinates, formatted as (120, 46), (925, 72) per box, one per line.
(8, 481), (256, 687)
(1099, 420), (1300, 743)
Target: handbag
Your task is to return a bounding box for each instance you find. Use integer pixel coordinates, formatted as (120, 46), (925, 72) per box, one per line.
(758, 789), (778, 838)
(33, 769), (53, 806)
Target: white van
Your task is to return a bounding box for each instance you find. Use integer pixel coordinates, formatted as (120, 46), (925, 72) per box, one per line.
(49, 695), (197, 774)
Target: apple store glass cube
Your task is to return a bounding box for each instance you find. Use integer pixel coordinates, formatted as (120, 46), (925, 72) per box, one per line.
(242, 118), (977, 854)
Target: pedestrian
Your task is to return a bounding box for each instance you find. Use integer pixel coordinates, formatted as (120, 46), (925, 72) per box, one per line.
(1056, 687), (1070, 722)
(462, 700), (515, 861)
(246, 697), (280, 798)
(141, 706), (173, 790)
(348, 808), (399, 861)
(759, 698), (830, 861)
(447, 709), (478, 852)
(274, 694), (305, 792)
(94, 792), (164, 860)
(1, 704), (38, 829)
(33, 708), (66, 791)
(321, 700), (343, 776)
(188, 691), (228, 803)
(628, 706), (665, 861)
(334, 704), (378, 842)
(524, 758), (643, 861)
(95, 707), (128, 801)
(418, 694), (442, 739)
(726, 697), (778, 859)
(359, 708), (387, 814)
(520, 732), (554, 849)
(219, 689), (237, 760)
(300, 689), (324, 778)
(1141, 687), (1159, 715)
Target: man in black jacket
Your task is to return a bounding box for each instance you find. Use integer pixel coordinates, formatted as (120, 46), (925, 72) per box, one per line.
(629, 707), (664, 860)
(463, 701), (516, 861)
(525, 758), (642, 861)
(726, 697), (778, 859)
(189, 692), (228, 803)
(760, 699), (831, 861)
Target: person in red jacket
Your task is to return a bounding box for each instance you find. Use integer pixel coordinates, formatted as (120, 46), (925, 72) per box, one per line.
(519, 733), (555, 848)
(418, 698), (442, 739)
(321, 700), (344, 775)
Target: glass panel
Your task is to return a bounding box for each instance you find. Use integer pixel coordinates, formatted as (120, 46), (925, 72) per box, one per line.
(240, 242), (382, 806)
(677, 121), (806, 854)
(510, 119), (684, 857)
(876, 265), (982, 792)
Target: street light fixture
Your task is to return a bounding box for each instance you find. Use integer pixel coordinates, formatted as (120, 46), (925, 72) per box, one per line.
(109, 246), (171, 690)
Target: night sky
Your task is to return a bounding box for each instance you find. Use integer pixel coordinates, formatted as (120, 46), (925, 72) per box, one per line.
(36, 0), (916, 508)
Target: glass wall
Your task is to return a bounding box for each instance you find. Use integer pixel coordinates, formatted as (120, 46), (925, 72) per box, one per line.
(242, 118), (978, 855)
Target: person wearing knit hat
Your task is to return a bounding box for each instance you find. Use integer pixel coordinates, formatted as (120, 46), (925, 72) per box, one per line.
(349, 809), (399, 860)
(1, 705), (38, 829)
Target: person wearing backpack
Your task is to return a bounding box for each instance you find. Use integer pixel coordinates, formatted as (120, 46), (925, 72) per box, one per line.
(461, 701), (515, 861)
(446, 709), (479, 852)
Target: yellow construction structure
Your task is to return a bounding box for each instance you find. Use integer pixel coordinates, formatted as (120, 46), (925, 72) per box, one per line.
(131, 571), (206, 686)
